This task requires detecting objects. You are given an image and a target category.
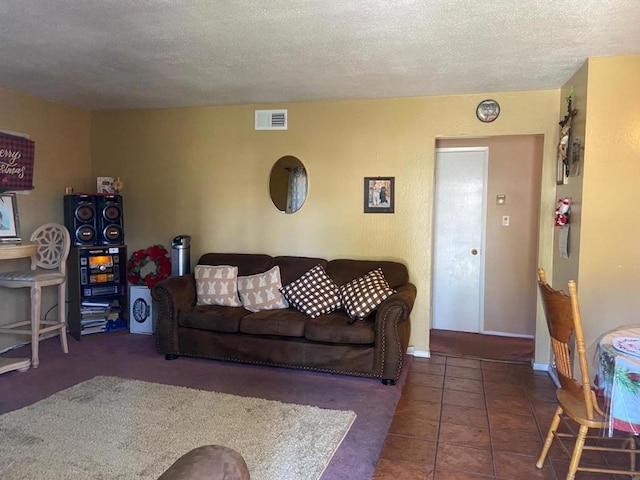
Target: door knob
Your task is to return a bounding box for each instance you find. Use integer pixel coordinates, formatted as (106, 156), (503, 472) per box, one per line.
(471, 249), (478, 255)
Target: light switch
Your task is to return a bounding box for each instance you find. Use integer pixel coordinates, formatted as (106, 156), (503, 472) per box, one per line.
(496, 195), (506, 205)
(502, 215), (510, 226)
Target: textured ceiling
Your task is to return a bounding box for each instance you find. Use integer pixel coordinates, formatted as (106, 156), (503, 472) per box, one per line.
(0, 1), (638, 110)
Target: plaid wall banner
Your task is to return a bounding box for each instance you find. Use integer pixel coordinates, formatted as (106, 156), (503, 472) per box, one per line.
(0, 133), (35, 191)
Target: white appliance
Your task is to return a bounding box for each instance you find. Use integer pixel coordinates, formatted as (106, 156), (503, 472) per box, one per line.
(129, 286), (155, 334)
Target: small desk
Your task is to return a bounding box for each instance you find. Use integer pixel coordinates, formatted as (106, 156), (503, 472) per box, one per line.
(596, 325), (640, 436)
(0, 241), (37, 375)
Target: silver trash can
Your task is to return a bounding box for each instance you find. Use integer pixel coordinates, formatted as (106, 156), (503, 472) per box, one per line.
(171, 235), (191, 276)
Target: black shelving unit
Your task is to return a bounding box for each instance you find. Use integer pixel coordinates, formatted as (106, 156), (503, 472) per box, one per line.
(67, 245), (128, 340)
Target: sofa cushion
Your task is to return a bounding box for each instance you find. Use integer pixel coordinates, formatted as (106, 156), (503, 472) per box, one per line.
(326, 259), (409, 289)
(195, 265), (242, 307)
(339, 268), (396, 322)
(273, 256), (328, 286)
(197, 253), (274, 276)
(304, 312), (375, 344)
(240, 309), (308, 337)
(179, 305), (246, 333)
(237, 266), (289, 312)
(279, 264), (342, 318)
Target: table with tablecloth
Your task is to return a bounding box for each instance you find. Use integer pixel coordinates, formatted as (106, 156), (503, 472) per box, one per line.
(596, 326), (640, 436)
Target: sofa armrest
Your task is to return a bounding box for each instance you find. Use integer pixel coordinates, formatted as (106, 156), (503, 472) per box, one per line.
(374, 282), (417, 383)
(151, 274), (196, 354)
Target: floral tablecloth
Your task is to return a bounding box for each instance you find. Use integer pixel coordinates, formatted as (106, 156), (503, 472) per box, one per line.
(597, 326), (640, 436)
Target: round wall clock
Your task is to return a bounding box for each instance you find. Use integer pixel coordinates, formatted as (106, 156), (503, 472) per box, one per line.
(476, 99), (500, 123)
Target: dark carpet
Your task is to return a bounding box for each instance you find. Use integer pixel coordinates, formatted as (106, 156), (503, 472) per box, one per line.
(429, 328), (534, 364)
(0, 332), (410, 480)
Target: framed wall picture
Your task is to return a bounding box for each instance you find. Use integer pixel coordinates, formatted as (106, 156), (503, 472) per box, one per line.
(0, 193), (21, 239)
(364, 177), (394, 213)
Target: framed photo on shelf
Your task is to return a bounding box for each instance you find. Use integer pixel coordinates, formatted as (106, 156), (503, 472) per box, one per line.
(364, 177), (394, 213)
(0, 193), (21, 239)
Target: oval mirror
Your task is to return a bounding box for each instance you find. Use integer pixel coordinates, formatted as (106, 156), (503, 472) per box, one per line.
(269, 156), (308, 213)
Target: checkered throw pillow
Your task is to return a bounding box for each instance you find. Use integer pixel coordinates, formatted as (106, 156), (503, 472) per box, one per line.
(339, 268), (396, 322)
(279, 264), (342, 318)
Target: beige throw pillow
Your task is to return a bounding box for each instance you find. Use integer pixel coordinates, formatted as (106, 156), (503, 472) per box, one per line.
(195, 265), (242, 307)
(237, 266), (289, 312)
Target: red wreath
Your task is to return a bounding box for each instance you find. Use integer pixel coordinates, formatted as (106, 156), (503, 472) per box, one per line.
(127, 244), (171, 288)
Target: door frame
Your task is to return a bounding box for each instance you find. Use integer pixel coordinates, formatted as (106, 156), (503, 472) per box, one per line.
(432, 146), (489, 333)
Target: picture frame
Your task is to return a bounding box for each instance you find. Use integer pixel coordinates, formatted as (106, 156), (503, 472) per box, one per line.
(364, 177), (394, 213)
(0, 193), (21, 239)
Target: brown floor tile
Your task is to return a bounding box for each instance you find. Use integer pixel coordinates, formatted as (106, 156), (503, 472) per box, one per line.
(480, 360), (529, 371)
(441, 403), (489, 429)
(412, 361), (447, 377)
(445, 357), (482, 369)
(486, 394), (532, 416)
(439, 421), (491, 450)
(402, 383), (444, 403)
(483, 381), (528, 398)
(435, 470), (496, 480)
(379, 434), (437, 465)
(444, 376), (484, 394)
(493, 451), (554, 479)
(445, 365), (484, 381)
(388, 413), (440, 440)
(443, 388), (486, 409)
(409, 371), (446, 388)
(490, 426), (543, 457)
(488, 410), (539, 433)
(482, 368), (524, 385)
(373, 458), (434, 479)
(394, 397), (442, 421)
(435, 443), (494, 477)
(426, 355), (448, 365)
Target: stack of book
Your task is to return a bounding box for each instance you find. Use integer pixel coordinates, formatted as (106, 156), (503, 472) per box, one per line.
(80, 299), (123, 336)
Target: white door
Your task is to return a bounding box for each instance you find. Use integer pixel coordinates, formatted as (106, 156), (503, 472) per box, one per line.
(432, 147), (488, 333)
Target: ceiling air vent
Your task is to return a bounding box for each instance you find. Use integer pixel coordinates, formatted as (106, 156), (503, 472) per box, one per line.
(255, 109), (288, 130)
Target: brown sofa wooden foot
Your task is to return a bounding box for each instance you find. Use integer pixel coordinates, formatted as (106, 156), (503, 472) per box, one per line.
(381, 379), (396, 386)
(165, 354), (179, 360)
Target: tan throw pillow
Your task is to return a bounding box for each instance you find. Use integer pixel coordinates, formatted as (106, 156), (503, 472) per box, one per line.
(195, 265), (242, 307)
(237, 266), (289, 312)
(279, 264), (342, 318)
(339, 268), (396, 323)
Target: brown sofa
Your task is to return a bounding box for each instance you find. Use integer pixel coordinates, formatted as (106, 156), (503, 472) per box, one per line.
(151, 253), (416, 384)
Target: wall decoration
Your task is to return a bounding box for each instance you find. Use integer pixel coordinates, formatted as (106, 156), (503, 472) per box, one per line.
(364, 177), (394, 213)
(569, 137), (582, 177)
(97, 176), (115, 193)
(0, 132), (35, 192)
(557, 89), (578, 185)
(0, 192), (21, 239)
(475, 99), (500, 123)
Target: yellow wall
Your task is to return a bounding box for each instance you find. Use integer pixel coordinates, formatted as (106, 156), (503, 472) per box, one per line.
(578, 55), (640, 355)
(0, 87), (91, 350)
(553, 62), (588, 289)
(92, 90), (561, 356)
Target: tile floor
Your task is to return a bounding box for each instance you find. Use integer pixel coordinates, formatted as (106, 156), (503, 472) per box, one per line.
(373, 354), (635, 480)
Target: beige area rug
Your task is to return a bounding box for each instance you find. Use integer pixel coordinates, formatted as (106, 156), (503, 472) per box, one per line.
(0, 376), (356, 480)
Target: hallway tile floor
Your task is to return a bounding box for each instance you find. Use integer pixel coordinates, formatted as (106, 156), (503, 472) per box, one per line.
(372, 355), (631, 480)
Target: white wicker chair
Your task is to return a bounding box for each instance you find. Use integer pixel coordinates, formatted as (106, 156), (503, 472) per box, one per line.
(0, 223), (70, 367)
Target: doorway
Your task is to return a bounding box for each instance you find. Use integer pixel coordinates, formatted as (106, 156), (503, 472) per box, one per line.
(432, 147), (487, 333)
(431, 136), (543, 338)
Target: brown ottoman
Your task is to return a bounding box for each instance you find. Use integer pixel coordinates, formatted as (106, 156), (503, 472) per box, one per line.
(158, 445), (250, 480)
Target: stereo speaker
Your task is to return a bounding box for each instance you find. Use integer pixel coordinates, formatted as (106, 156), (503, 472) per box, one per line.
(96, 194), (125, 245)
(64, 194), (97, 246)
